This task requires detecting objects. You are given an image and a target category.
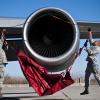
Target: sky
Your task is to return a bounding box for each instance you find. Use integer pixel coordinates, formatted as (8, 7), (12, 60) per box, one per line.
(0, 0), (100, 78)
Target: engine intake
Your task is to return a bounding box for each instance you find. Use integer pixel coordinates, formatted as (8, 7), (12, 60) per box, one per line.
(23, 7), (79, 72)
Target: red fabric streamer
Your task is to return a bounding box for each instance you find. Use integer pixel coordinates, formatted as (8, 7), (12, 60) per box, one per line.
(18, 50), (74, 96)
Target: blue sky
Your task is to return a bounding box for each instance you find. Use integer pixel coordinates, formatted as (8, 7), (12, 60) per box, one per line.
(0, 0), (100, 78)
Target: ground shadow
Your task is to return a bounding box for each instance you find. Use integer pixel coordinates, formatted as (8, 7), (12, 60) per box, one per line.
(1, 97), (19, 100)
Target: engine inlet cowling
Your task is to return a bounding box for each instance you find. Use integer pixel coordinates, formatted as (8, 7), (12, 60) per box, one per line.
(23, 7), (79, 72)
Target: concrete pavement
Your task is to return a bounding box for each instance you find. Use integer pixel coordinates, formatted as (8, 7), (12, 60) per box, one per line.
(1, 84), (100, 100)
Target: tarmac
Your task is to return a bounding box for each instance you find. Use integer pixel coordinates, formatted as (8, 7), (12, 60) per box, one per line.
(1, 83), (100, 100)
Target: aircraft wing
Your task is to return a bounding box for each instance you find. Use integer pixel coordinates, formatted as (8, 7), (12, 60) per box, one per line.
(0, 17), (100, 61)
(0, 17), (25, 61)
(77, 21), (100, 39)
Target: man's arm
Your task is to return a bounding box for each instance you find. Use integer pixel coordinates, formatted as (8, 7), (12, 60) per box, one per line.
(88, 28), (94, 46)
(85, 46), (99, 55)
(1, 30), (9, 50)
(3, 41), (8, 50)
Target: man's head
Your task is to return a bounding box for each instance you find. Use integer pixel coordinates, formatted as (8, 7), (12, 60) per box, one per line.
(2, 29), (7, 34)
(0, 29), (7, 35)
(92, 41), (100, 46)
(92, 41), (96, 46)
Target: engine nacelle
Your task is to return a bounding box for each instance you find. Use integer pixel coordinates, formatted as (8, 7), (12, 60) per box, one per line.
(23, 7), (79, 72)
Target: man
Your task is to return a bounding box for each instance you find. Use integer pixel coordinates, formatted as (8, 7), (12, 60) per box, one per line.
(80, 28), (100, 95)
(0, 29), (8, 97)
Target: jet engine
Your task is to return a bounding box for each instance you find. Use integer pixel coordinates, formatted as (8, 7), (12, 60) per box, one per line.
(23, 7), (79, 72)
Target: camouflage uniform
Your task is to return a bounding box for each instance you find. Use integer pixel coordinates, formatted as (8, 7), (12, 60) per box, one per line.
(0, 33), (8, 97)
(85, 34), (100, 90)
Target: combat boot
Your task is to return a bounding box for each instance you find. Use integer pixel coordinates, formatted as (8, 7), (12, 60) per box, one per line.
(80, 89), (89, 95)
